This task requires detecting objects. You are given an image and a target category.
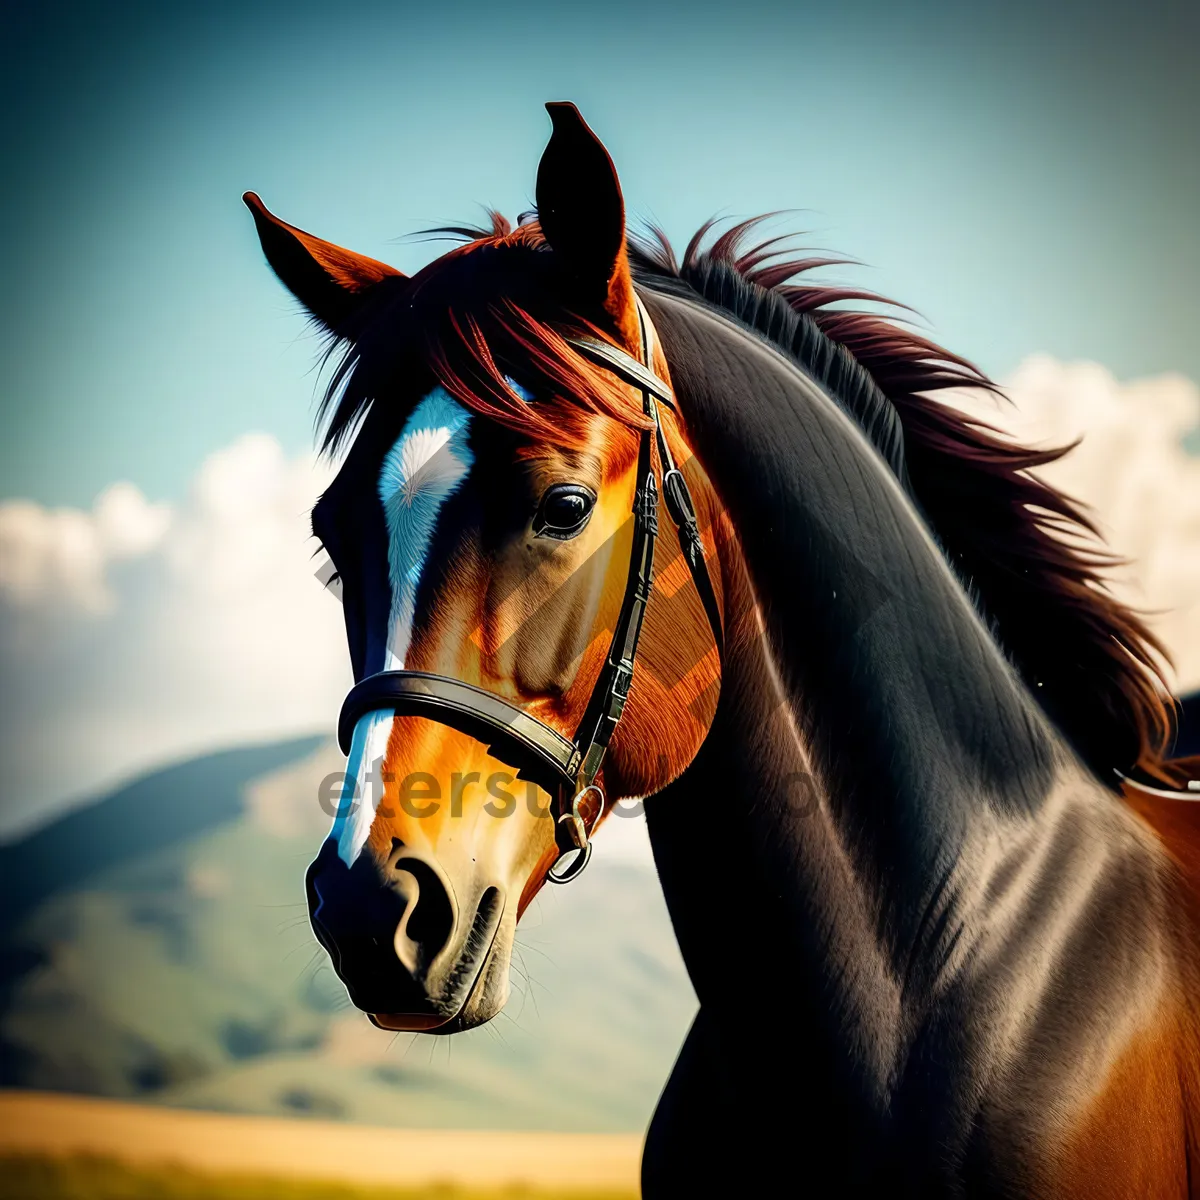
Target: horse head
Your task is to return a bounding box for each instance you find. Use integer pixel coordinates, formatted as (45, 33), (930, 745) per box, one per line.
(246, 104), (724, 1032)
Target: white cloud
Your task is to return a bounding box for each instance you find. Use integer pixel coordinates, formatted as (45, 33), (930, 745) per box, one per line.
(951, 357), (1200, 691)
(0, 434), (351, 839)
(0, 483), (171, 613)
(0, 358), (1197, 840)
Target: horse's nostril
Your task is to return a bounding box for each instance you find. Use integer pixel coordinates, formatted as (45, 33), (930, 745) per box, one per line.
(304, 841), (503, 1022)
(392, 856), (455, 974)
(305, 839), (457, 990)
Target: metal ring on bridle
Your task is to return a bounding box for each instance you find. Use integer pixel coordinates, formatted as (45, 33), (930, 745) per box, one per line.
(547, 785), (605, 885)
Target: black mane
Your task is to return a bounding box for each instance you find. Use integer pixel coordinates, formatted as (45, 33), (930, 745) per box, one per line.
(632, 250), (911, 492)
(629, 221), (1176, 782)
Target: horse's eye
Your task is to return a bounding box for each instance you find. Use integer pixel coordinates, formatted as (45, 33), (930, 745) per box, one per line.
(534, 484), (596, 540)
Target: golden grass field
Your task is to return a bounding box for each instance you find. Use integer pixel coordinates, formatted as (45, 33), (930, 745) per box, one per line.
(0, 1093), (640, 1200)
(0, 1156), (635, 1200)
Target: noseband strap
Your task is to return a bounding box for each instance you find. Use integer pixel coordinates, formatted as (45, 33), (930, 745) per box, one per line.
(336, 295), (722, 884)
(338, 672), (582, 796)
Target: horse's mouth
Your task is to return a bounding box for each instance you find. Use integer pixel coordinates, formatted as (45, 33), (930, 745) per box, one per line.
(368, 1011), (456, 1032)
(358, 885), (506, 1034)
(308, 836), (513, 1034)
(369, 1010), (473, 1035)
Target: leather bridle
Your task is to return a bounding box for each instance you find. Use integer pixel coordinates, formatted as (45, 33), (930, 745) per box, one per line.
(337, 299), (723, 884)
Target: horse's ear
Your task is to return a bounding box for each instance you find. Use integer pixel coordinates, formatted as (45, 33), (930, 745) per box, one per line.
(536, 103), (637, 341)
(243, 192), (405, 331)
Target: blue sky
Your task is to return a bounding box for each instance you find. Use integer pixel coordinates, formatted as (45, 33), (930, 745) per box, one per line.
(2, 0), (1197, 508)
(1, 0), (1199, 835)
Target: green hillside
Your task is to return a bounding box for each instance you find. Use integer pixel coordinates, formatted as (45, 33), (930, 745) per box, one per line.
(0, 740), (694, 1132)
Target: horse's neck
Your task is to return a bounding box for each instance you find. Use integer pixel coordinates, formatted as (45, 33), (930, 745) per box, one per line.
(634, 291), (1200, 1192)
(649, 588), (1198, 1184)
(645, 573), (906, 1127)
(647, 293), (1066, 959)
(641, 293), (1190, 1142)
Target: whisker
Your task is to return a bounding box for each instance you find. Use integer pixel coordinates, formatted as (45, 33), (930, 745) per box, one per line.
(512, 948), (541, 1020)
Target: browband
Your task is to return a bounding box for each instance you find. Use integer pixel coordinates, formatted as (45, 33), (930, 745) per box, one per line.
(568, 335), (678, 409)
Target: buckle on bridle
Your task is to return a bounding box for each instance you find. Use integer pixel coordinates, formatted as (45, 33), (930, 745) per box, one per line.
(634, 473), (659, 534)
(547, 784), (605, 885)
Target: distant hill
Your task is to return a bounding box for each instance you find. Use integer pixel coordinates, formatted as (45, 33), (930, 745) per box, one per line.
(0, 739), (694, 1132)
(0, 738), (325, 929)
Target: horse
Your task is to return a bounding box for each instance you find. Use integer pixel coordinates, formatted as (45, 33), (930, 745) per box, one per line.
(245, 103), (1200, 1197)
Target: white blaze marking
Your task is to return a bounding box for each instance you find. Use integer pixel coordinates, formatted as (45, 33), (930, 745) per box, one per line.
(377, 388), (475, 670)
(333, 387), (474, 864)
(331, 708), (395, 865)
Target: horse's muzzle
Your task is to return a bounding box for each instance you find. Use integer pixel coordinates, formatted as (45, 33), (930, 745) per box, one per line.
(305, 838), (503, 1030)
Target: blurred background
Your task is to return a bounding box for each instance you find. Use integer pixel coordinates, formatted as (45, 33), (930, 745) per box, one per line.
(1, 0), (1196, 1195)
